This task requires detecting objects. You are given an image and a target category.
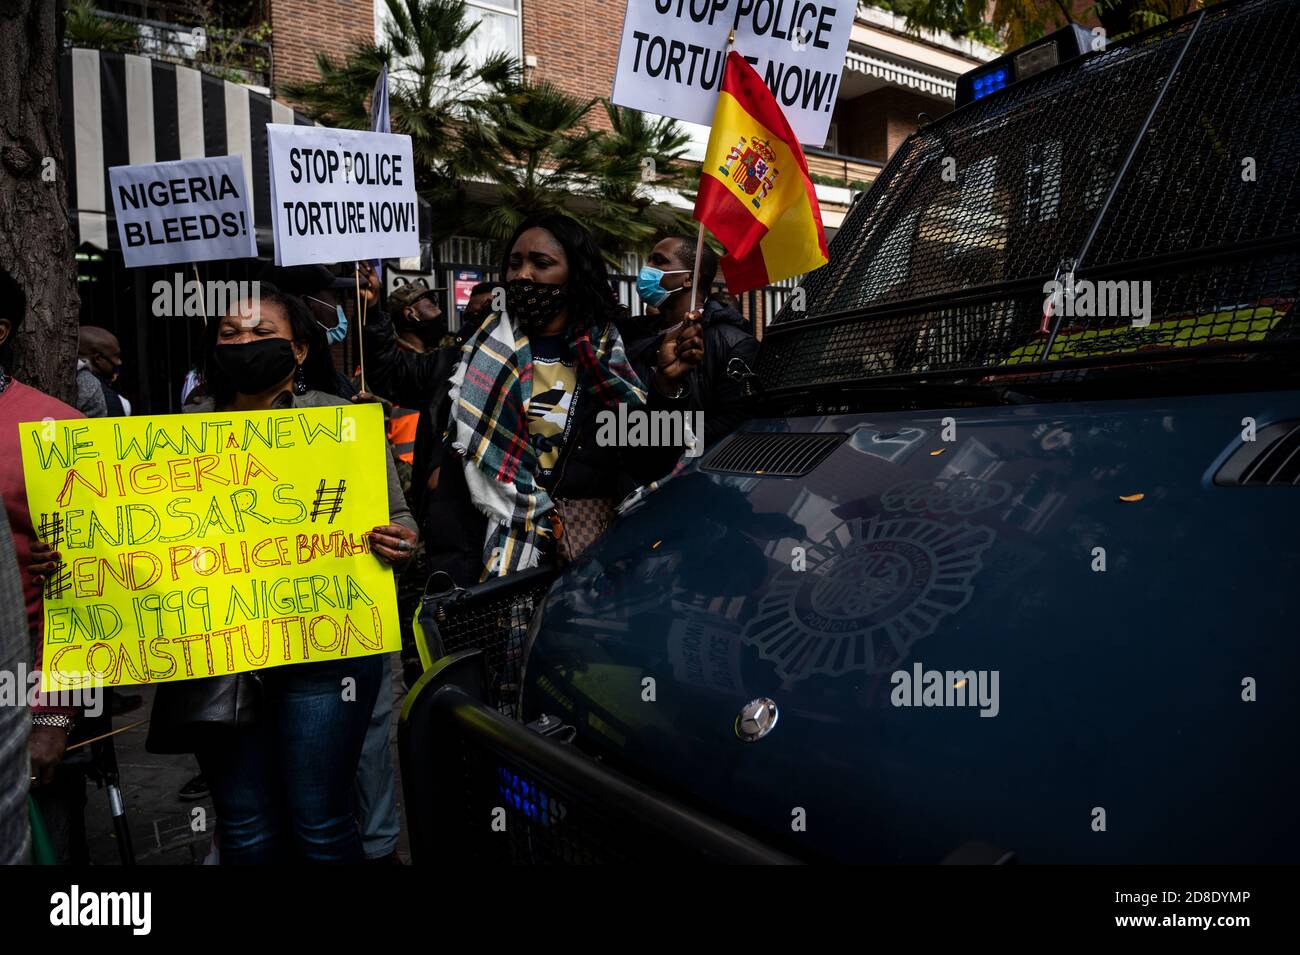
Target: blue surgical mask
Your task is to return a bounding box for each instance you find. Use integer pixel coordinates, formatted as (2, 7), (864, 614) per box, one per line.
(636, 266), (690, 307)
(319, 304), (348, 344)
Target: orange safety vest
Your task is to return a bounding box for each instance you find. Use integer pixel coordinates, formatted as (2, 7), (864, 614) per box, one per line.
(388, 406), (419, 465)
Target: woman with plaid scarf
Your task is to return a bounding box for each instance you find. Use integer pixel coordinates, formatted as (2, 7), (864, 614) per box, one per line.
(424, 214), (703, 584)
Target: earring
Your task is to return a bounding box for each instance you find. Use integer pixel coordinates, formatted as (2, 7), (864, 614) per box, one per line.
(293, 363), (308, 395)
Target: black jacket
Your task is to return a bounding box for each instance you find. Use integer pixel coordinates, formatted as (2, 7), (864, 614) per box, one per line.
(628, 297), (761, 450)
(362, 307), (460, 521)
(693, 297), (761, 446)
(408, 313), (695, 587)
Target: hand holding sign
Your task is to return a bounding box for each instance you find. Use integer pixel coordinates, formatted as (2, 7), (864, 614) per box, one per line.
(357, 260), (381, 307)
(20, 404), (403, 690)
(369, 523), (416, 565)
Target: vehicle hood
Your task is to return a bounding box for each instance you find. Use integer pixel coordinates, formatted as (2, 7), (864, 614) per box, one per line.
(522, 391), (1300, 862)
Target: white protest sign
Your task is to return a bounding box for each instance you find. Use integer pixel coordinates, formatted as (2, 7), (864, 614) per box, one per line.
(267, 124), (419, 267)
(611, 0), (855, 146)
(108, 155), (257, 267)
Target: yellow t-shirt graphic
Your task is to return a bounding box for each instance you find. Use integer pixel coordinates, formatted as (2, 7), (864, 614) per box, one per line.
(527, 335), (579, 478)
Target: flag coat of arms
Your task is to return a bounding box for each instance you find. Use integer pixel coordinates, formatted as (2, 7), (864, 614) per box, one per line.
(693, 51), (829, 294)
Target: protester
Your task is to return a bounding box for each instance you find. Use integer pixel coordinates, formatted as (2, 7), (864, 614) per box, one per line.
(147, 288), (417, 864)
(638, 235), (761, 446)
(270, 269), (414, 863)
(0, 268), (85, 862)
(362, 274), (460, 520)
(261, 263), (360, 399)
(358, 266), (460, 689)
(0, 501), (29, 864)
(418, 213), (703, 585)
(456, 282), (496, 345)
(73, 326), (131, 418)
(388, 282), (452, 352)
(380, 282), (448, 488)
(371, 283), (435, 598)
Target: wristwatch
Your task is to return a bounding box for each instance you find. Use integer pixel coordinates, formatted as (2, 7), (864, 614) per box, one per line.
(32, 713), (75, 734)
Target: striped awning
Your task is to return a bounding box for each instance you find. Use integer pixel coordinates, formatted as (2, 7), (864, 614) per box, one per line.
(60, 48), (317, 256)
(844, 48), (958, 100)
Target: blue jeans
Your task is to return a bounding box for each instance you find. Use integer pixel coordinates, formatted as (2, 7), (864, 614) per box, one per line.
(197, 655), (383, 864)
(354, 657), (401, 859)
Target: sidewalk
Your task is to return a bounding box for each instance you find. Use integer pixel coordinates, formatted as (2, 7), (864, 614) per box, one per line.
(82, 657), (410, 865)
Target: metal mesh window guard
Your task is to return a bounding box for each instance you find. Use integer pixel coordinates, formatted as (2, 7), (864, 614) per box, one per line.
(761, 0), (1299, 391)
(418, 566), (558, 719)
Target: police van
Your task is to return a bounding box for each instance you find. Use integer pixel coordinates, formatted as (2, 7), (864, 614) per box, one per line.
(400, 0), (1299, 863)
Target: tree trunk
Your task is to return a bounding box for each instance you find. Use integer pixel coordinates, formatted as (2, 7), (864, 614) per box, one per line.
(0, 0), (79, 404)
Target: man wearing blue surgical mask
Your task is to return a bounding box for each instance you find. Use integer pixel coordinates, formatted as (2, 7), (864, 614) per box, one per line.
(637, 236), (760, 445)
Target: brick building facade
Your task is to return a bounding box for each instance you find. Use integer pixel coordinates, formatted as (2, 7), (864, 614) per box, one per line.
(270, 0), (376, 102)
(269, 2), (994, 174)
(521, 0), (626, 109)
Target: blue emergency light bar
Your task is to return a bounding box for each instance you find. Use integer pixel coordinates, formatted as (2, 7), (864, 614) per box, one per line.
(956, 23), (1096, 107)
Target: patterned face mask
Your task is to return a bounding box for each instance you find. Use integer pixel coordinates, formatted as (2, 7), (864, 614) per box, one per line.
(505, 278), (568, 332)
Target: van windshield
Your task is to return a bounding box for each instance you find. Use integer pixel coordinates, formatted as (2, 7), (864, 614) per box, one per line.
(758, 0), (1299, 398)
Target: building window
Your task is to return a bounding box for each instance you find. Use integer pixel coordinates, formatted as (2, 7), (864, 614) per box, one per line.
(376, 0), (521, 68)
(463, 0), (522, 64)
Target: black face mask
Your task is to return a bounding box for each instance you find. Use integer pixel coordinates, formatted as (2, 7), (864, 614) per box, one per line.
(213, 338), (298, 395)
(505, 279), (568, 332)
(400, 312), (447, 345)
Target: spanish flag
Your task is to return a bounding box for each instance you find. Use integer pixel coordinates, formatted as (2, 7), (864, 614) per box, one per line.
(693, 51), (828, 294)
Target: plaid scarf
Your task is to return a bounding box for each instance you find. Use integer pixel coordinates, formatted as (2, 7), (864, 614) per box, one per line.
(449, 311), (647, 579)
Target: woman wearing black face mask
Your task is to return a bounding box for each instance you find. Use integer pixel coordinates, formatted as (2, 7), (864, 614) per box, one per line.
(148, 289), (417, 864)
(416, 213), (705, 585)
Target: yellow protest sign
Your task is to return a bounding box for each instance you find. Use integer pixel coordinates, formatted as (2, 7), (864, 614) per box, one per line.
(19, 403), (401, 691)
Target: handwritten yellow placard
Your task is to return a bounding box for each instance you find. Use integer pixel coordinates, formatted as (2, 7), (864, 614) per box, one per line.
(20, 403), (400, 690)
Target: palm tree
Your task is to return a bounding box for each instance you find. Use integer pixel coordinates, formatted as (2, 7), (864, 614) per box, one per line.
(590, 101), (701, 258)
(451, 78), (605, 250)
(454, 85), (701, 263)
(283, 0), (516, 222)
